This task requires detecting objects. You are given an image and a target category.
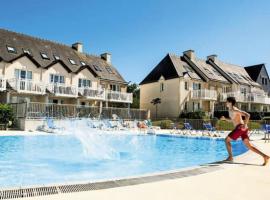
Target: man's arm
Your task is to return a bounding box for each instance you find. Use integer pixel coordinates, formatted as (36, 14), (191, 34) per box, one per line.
(237, 109), (250, 127)
(220, 116), (231, 122)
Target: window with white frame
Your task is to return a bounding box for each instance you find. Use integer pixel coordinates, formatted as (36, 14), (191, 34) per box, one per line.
(93, 65), (102, 72)
(193, 82), (201, 90)
(54, 55), (60, 60)
(69, 59), (76, 65)
(50, 74), (65, 84)
(14, 69), (32, 80)
(80, 61), (86, 66)
(262, 77), (268, 85)
(7, 45), (17, 54)
(78, 78), (91, 88)
(222, 86), (231, 93)
(40, 52), (50, 60)
(240, 87), (247, 94)
(110, 84), (120, 92)
(22, 48), (31, 55)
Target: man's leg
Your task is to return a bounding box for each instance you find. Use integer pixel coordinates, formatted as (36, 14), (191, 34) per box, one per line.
(243, 139), (269, 166)
(225, 136), (233, 161)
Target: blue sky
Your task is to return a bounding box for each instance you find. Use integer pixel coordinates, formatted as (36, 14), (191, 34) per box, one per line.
(1, 0), (270, 83)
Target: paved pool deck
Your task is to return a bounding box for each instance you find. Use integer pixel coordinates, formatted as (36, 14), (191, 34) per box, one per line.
(14, 138), (270, 200)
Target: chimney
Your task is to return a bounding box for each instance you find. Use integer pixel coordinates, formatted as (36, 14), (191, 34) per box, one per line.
(100, 53), (111, 64)
(183, 50), (195, 60)
(72, 42), (83, 53)
(207, 54), (218, 62)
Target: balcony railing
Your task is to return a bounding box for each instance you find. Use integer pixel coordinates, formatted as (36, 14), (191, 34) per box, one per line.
(46, 83), (78, 98)
(0, 77), (6, 91)
(107, 91), (133, 103)
(220, 91), (270, 104)
(78, 87), (106, 100)
(8, 78), (45, 95)
(191, 89), (217, 100)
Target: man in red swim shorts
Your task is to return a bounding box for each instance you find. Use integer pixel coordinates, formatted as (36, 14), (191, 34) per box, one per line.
(221, 97), (269, 166)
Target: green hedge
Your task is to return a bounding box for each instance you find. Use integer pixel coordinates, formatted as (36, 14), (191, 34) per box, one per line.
(152, 119), (174, 129)
(152, 119), (262, 131)
(0, 104), (14, 127)
(179, 111), (206, 119)
(215, 120), (261, 131)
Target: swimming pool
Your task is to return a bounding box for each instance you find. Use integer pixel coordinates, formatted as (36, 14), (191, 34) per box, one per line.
(0, 133), (247, 188)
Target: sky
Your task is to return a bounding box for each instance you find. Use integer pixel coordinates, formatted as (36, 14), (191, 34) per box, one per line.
(1, 0), (270, 83)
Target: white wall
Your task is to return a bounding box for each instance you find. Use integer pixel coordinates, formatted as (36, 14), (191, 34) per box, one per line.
(140, 78), (180, 118)
(73, 68), (98, 89)
(4, 57), (42, 82)
(41, 63), (72, 85)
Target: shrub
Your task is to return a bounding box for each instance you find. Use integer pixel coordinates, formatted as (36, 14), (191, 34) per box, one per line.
(215, 120), (234, 131)
(152, 119), (174, 129)
(0, 104), (14, 127)
(179, 110), (206, 119)
(215, 120), (261, 131)
(248, 121), (261, 130)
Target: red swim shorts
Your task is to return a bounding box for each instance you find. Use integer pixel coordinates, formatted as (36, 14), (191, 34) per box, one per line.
(228, 124), (249, 140)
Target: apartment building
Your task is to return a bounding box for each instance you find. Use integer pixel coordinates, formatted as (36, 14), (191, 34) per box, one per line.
(0, 29), (132, 107)
(140, 50), (270, 118)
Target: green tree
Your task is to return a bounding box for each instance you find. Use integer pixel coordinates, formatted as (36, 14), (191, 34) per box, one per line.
(127, 83), (140, 108)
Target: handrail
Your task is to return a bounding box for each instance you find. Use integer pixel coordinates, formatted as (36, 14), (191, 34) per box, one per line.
(8, 78), (46, 94)
(191, 89), (217, 100)
(107, 90), (133, 103)
(78, 87), (106, 100)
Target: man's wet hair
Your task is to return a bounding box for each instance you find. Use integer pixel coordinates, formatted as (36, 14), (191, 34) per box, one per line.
(226, 97), (236, 106)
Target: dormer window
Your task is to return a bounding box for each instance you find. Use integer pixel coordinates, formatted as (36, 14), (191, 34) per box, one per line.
(93, 65), (102, 72)
(69, 59), (76, 65)
(40, 52), (50, 60)
(80, 61), (86, 66)
(22, 48), (31, 55)
(184, 65), (192, 72)
(54, 55), (60, 60)
(106, 67), (113, 74)
(6, 45), (17, 54)
(212, 69), (221, 76)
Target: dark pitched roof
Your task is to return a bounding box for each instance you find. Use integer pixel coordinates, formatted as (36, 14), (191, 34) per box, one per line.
(211, 59), (261, 87)
(8, 52), (41, 67)
(44, 60), (72, 73)
(139, 54), (202, 85)
(74, 65), (98, 77)
(244, 64), (264, 82)
(183, 55), (230, 84)
(0, 28), (126, 83)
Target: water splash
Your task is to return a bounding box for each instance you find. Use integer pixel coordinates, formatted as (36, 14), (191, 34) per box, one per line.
(63, 118), (120, 160)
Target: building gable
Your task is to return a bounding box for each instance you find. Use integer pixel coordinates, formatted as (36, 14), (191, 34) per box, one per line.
(140, 54), (179, 85)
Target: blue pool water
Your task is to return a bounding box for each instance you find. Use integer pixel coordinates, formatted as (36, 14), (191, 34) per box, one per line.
(0, 134), (247, 188)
